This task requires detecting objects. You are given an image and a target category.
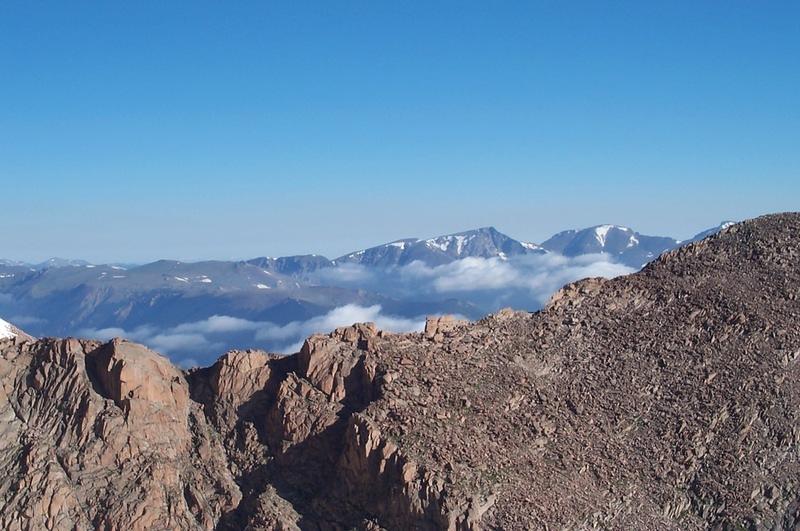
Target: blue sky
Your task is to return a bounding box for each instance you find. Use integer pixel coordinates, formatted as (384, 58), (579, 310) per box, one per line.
(1, 1), (798, 263)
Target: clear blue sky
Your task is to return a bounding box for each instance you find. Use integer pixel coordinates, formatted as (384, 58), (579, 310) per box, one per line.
(1, 1), (798, 262)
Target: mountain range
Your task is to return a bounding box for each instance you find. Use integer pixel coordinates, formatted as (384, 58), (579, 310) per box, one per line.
(1, 213), (797, 529)
(4, 221), (732, 273)
(0, 221), (733, 364)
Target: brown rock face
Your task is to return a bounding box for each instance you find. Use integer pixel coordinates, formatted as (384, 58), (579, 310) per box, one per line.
(424, 315), (467, 343)
(2, 213), (800, 529)
(0, 338), (239, 530)
(297, 322), (380, 404)
(90, 338), (189, 417)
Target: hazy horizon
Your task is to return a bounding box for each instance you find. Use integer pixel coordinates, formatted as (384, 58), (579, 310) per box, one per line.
(2, 214), (748, 265)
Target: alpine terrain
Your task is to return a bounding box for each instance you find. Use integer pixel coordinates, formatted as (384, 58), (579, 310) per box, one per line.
(0, 214), (797, 529)
(0, 222), (729, 364)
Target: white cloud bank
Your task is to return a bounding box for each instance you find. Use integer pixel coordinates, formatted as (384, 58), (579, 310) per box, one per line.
(79, 304), (425, 366)
(315, 252), (635, 307)
(79, 252), (637, 367)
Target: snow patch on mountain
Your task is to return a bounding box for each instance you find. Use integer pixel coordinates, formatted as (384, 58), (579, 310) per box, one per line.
(0, 319), (16, 339)
(594, 225), (633, 247)
(425, 239), (449, 252)
(594, 225), (615, 246)
(521, 241), (544, 251)
(424, 234), (475, 254)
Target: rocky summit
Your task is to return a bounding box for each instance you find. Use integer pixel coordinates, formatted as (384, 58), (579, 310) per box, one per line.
(1, 213), (799, 530)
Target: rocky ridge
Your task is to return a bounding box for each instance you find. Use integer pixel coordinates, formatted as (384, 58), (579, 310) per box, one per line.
(1, 213), (799, 529)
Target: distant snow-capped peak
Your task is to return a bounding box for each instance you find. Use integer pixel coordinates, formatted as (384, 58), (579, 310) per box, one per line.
(334, 226), (542, 268)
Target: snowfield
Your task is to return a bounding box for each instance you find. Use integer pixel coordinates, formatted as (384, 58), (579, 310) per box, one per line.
(0, 319), (16, 340)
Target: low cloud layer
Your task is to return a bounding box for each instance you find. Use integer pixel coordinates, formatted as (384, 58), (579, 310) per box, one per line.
(68, 252), (635, 368)
(314, 253), (635, 309)
(79, 304), (424, 367)
(253, 304), (424, 345)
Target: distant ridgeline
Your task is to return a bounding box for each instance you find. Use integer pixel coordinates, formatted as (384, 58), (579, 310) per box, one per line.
(0, 221), (733, 364)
